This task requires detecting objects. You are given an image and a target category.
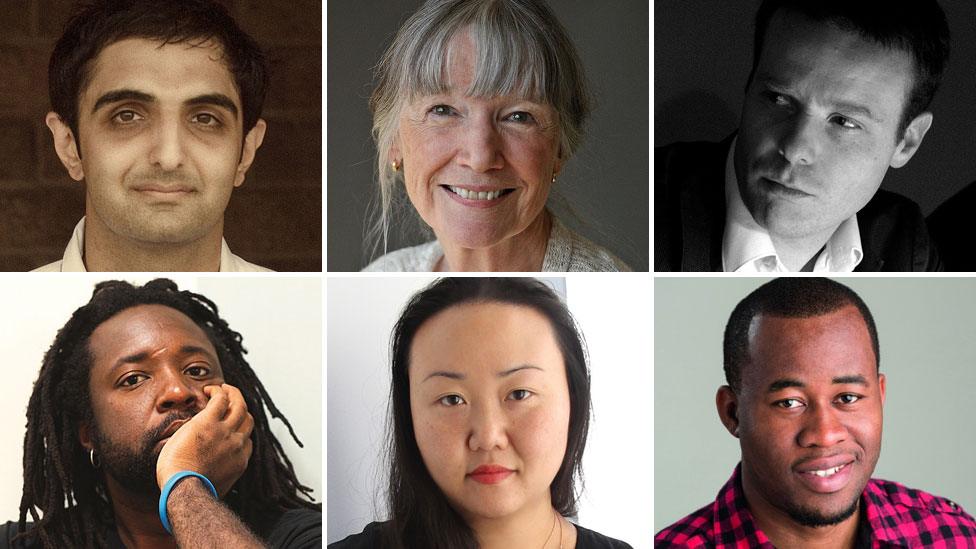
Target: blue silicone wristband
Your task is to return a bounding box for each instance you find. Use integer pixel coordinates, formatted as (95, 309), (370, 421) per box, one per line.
(158, 471), (219, 535)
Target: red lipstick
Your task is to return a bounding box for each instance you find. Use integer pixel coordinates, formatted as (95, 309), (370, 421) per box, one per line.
(467, 464), (514, 485)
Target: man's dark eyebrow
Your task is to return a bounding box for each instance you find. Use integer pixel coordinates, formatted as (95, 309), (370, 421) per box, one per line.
(92, 89), (155, 114)
(113, 351), (150, 370)
(767, 378), (805, 393)
(185, 93), (239, 118)
(831, 101), (880, 123)
(179, 344), (218, 360)
(753, 74), (880, 123)
(833, 374), (869, 386)
(111, 344), (216, 372)
(767, 375), (870, 393)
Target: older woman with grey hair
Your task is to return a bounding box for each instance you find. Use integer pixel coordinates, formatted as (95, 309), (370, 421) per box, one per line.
(362, 0), (630, 272)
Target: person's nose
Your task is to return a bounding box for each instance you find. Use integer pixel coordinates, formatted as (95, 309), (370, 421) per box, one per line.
(457, 116), (504, 173)
(797, 402), (848, 448)
(467, 400), (509, 452)
(154, 367), (202, 413)
(148, 116), (187, 171)
(777, 113), (820, 166)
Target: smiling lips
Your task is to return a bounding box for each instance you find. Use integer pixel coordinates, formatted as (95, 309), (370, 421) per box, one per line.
(794, 457), (856, 493)
(443, 185), (514, 204)
(467, 464), (515, 484)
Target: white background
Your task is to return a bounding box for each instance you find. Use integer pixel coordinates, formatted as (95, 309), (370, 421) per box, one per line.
(0, 274), (323, 522)
(327, 275), (652, 548)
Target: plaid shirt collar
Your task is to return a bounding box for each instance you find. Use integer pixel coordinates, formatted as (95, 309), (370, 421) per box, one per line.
(656, 464), (976, 548)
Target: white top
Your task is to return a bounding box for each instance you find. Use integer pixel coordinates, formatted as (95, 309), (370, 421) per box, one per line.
(721, 139), (863, 273)
(32, 217), (273, 272)
(363, 216), (631, 272)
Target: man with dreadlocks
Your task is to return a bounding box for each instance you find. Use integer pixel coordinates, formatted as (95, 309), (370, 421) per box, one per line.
(0, 279), (321, 548)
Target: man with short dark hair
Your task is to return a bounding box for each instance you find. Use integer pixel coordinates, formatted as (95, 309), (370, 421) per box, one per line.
(0, 279), (321, 548)
(38, 0), (271, 271)
(656, 0), (948, 272)
(655, 277), (976, 547)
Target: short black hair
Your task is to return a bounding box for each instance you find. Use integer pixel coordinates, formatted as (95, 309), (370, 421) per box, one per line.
(17, 279), (317, 549)
(49, 0), (268, 143)
(723, 277), (879, 394)
(387, 277), (590, 549)
(749, 0), (950, 136)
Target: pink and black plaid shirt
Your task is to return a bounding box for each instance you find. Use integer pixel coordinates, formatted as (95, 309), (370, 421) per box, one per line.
(655, 464), (976, 548)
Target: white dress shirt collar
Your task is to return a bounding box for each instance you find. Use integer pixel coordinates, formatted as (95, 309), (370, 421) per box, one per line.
(721, 138), (863, 273)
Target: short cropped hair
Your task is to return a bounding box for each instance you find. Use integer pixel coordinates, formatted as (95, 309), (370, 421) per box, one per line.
(723, 277), (879, 394)
(49, 0), (268, 142)
(749, 0), (950, 136)
(366, 0), (590, 258)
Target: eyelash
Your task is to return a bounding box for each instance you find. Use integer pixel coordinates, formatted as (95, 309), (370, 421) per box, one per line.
(436, 389), (535, 407)
(428, 104), (537, 124)
(109, 110), (223, 128)
(111, 110), (145, 125)
(117, 365), (212, 388)
(774, 394), (863, 409)
(762, 91), (861, 130)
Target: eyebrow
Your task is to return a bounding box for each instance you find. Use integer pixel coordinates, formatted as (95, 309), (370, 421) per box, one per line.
(767, 374), (870, 393)
(754, 74), (880, 123)
(92, 88), (239, 118)
(422, 364), (544, 383)
(111, 344), (217, 371)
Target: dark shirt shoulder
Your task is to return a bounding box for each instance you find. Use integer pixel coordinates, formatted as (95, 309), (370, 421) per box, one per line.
(328, 521), (633, 549)
(856, 189), (941, 272)
(328, 521), (385, 549)
(263, 508), (322, 549)
(0, 508), (321, 549)
(927, 180), (976, 271)
(575, 523), (634, 548)
(655, 138), (731, 272)
(0, 522), (34, 549)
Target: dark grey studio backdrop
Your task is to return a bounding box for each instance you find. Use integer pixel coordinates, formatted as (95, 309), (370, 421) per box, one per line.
(327, 1), (649, 272)
(655, 0), (976, 216)
(654, 278), (976, 531)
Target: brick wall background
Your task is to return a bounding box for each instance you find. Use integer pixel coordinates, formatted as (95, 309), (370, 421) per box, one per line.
(0, 0), (322, 271)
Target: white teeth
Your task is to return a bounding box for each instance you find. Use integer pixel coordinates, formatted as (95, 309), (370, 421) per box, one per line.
(810, 465), (843, 477)
(449, 186), (503, 200)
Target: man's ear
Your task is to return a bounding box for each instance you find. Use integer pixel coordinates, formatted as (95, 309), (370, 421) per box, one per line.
(46, 112), (84, 181)
(78, 421), (93, 452)
(890, 111), (933, 169)
(716, 385), (741, 438)
(234, 118), (267, 187)
(878, 372), (886, 406)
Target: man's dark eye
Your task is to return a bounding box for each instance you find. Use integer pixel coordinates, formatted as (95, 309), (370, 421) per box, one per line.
(186, 365), (210, 377)
(120, 374), (147, 386)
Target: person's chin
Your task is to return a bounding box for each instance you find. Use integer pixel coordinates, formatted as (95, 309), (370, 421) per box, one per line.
(434, 219), (513, 251)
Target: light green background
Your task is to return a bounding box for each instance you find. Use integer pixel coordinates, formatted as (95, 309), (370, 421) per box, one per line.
(655, 277), (976, 531)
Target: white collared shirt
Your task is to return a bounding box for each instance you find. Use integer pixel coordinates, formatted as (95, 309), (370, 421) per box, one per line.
(31, 217), (273, 272)
(721, 139), (863, 273)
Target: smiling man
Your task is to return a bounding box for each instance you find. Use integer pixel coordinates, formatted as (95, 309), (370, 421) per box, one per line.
(656, 0), (949, 272)
(0, 279), (320, 548)
(655, 278), (976, 547)
(36, 0), (270, 271)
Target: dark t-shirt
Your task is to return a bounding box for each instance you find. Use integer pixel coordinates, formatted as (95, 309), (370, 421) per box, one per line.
(0, 508), (321, 549)
(328, 521), (634, 548)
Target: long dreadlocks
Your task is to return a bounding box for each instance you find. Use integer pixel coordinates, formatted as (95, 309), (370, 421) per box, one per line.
(16, 278), (319, 548)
